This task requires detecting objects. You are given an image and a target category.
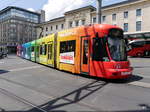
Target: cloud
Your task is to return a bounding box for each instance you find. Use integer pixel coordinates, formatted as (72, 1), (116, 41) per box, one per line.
(43, 0), (95, 21)
(27, 8), (35, 12)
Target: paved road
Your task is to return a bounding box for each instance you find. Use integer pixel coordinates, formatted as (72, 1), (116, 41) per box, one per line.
(0, 55), (150, 112)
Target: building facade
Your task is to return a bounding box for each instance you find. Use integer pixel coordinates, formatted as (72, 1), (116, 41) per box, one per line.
(36, 6), (95, 38)
(0, 6), (45, 53)
(37, 0), (150, 40)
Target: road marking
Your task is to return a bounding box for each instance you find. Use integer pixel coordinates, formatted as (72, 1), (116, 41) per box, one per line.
(10, 66), (42, 72)
(0, 62), (4, 64)
(129, 81), (150, 88)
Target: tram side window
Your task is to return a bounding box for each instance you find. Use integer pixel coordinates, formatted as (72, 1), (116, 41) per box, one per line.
(23, 47), (26, 54)
(48, 44), (52, 59)
(44, 44), (47, 55)
(40, 45), (42, 55)
(60, 40), (76, 53)
(31, 46), (34, 52)
(37, 46), (40, 57)
(40, 44), (47, 55)
(27, 47), (30, 56)
(92, 38), (109, 61)
(83, 40), (88, 64)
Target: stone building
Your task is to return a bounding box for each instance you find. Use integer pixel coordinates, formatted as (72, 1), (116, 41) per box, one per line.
(37, 0), (150, 40)
(36, 6), (95, 38)
(0, 6), (45, 53)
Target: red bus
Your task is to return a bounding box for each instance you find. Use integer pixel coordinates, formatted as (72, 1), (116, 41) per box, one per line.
(128, 40), (150, 57)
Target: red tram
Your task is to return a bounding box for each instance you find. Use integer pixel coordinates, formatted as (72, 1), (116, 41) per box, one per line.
(17, 24), (133, 79)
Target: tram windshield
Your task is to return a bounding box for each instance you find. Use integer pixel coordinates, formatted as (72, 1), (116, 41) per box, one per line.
(92, 36), (109, 61)
(108, 29), (127, 61)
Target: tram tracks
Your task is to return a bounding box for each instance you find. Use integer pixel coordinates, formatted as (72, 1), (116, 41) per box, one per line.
(0, 76), (104, 111)
(0, 87), (47, 112)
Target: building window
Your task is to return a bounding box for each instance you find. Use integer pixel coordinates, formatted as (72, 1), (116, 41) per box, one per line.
(75, 20), (79, 26)
(124, 23), (128, 32)
(56, 25), (58, 30)
(82, 20), (85, 25)
(124, 11), (128, 18)
(69, 21), (73, 27)
(93, 17), (96, 23)
(102, 16), (106, 22)
(61, 24), (64, 29)
(136, 21), (141, 31)
(112, 14), (116, 21)
(46, 27), (48, 31)
(50, 26), (53, 31)
(136, 9), (141, 16)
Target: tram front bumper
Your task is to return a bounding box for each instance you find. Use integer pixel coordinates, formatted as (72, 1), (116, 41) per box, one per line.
(106, 67), (133, 79)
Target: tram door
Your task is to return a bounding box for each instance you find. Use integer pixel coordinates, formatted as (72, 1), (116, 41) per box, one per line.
(81, 37), (89, 74)
(47, 42), (53, 66)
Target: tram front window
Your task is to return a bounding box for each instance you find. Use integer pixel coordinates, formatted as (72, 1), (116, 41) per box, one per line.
(92, 37), (109, 61)
(108, 29), (127, 61)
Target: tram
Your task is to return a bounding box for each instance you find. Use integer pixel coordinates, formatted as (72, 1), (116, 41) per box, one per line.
(17, 24), (133, 79)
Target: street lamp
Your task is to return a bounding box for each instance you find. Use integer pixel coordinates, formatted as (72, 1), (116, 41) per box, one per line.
(96, 0), (102, 24)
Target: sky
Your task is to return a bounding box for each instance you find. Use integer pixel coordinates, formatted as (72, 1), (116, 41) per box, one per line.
(0, 0), (126, 21)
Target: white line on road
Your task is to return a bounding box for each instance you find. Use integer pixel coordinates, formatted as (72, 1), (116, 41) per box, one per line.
(10, 66), (42, 72)
(129, 81), (150, 88)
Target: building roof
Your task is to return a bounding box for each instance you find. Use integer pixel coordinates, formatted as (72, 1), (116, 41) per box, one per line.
(49, 16), (65, 22)
(65, 5), (96, 15)
(0, 6), (40, 15)
(38, 16), (65, 26)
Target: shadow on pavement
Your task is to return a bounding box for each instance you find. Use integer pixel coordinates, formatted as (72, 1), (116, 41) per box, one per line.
(29, 80), (107, 112)
(107, 75), (143, 84)
(129, 56), (150, 59)
(0, 80), (107, 112)
(0, 70), (9, 74)
(111, 109), (150, 112)
(133, 66), (150, 68)
(0, 79), (149, 112)
(0, 80), (108, 112)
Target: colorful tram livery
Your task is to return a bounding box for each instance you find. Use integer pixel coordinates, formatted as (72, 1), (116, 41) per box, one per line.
(17, 24), (132, 79)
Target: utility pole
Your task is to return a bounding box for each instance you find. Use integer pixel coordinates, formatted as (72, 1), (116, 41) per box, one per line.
(96, 0), (102, 24)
